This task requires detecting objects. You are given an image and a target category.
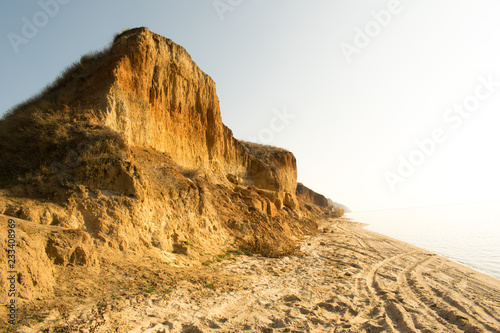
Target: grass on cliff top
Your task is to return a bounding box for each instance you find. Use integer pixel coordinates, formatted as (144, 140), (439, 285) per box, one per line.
(2, 42), (113, 120)
(240, 141), (290, 157)
(0, 40), (126, 193)
(240, 141), (293, 174)
(0, 104), (128, 196)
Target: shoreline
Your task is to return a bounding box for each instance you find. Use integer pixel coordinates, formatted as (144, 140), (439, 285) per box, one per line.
(354, 216), (500, 282)
(12, 217), (500, 332)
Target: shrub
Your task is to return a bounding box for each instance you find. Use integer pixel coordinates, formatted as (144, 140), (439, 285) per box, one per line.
(180, 168), (202, 180)
(332, 208), (345, 218)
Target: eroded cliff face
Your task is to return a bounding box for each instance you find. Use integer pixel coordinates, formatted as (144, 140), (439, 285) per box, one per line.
(104, 28), (234, 170)
(296, 183), (329, 208)
(0, 28), (332, 315)
(64, 27), (296, 204)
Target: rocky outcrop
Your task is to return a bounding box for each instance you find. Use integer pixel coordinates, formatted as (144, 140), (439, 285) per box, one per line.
(0, 27), (298, 211)
(103, 28), (299, 206)
(242, 142), (299, 210)
(104, 28), (243, 171)
(296, 183), (328, 208)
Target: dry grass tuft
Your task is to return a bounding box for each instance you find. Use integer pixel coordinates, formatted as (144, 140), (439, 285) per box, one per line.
(0, 44), (122, 195)
(241, 141), (288, 160)
(180, 167), (203, 180)
(2, 45), (112, 121)
(0, 104), (127, 197)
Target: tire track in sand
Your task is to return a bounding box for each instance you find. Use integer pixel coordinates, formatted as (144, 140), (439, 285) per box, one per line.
(335, 219), (420, 332)
(398, 254), (452, 332)
(365, 250), (420, 333)
(410, 257), (500, 332)
(355, 219), (500, 333)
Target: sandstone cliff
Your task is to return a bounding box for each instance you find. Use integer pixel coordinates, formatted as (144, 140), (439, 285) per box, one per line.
(296, 183), (329, 208)
(0, 28), (298, 207)
(0, 28), (336, 324)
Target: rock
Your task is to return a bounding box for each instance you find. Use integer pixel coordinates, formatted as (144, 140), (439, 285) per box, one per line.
(283, 192), (299, 210)
(256, 189), (277, 201)
(265, 199), (277, 217)
(296, 183), (328, 208)
(69, 246), (92, 266)
(226, 174), (242, 185)
(228, 220), (251, 233)
(274, 198), (283, 210)
(172, 243), (188, 255)
(246, 197), (265, 212)
(283, 294), (302, 303)
(45, 238), (65, 265)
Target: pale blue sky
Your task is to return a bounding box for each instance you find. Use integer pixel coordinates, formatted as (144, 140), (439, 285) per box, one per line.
(1, 0), (500, 211)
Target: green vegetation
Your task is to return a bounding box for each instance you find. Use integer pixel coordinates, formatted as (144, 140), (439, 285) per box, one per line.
(32, 313), (47, 323)
(332, 208), (345, 218)
(226, 249), (241, 255)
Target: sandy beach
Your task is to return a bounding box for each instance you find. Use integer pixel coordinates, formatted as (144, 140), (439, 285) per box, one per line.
(15, 217), (499, 333)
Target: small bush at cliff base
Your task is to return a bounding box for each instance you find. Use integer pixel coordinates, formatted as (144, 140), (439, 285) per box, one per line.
(332, 208), (345, 218)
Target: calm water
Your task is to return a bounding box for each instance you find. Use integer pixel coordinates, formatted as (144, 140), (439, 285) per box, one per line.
(347, 202), (500, 280)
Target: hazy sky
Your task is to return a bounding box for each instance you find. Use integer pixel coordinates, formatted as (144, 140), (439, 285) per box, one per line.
(1, 0), (500, 211)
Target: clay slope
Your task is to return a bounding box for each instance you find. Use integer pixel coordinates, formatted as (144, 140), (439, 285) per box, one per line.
(0, 27), (337, 326)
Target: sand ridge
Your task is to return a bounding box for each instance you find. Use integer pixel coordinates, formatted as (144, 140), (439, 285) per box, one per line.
(18, 218), (500, 332)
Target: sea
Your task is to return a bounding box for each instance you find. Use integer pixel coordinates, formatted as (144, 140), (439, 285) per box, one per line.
(347, 201), (500, 280)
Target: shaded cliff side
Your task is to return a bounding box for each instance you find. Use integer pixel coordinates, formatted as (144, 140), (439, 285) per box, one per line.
(0, 28), (337, 324)
(296, 183), (329, 208)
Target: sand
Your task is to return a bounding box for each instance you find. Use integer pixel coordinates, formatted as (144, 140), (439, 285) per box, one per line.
(17, 218), (500, 332)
